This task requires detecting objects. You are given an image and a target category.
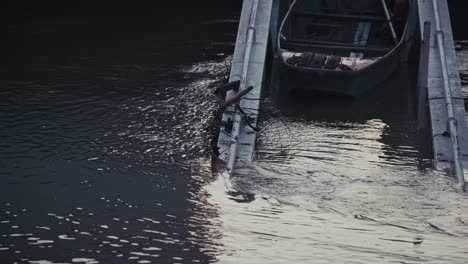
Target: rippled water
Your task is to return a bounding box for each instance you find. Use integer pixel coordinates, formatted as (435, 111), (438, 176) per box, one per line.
(2, 2), (468, 264)
(199, 53), (468, 263)
(0, 3), (238, 263)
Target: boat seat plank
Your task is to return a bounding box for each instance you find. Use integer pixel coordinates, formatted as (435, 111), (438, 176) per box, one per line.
(287, 38), (389, 52)
(291, 11), (403, 22)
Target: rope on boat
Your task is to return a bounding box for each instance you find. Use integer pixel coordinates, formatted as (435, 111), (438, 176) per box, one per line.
(277, 0), (298, 51)
(380, 0), (399, 45)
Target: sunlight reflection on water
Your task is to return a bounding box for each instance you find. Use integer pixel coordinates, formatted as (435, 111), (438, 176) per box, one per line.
(190, 43), (468, 263)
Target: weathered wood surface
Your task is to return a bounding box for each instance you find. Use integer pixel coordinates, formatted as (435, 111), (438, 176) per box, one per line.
(217, 0), (274, 167)
(417, 0), (468, 170)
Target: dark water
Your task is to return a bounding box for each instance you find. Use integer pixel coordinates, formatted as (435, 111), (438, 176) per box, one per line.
(1, 1), (468, 263)
(1, 2), (239, 263)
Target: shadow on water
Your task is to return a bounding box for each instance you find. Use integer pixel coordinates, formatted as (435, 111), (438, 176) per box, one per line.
(273, 63), (418, 122)
(264, 62), (421, 165)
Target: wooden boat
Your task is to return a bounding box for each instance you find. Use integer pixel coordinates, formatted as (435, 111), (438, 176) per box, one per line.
(276, 0), (417, 97)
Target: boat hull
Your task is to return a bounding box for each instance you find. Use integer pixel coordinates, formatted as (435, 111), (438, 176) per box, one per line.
(276, 0), (417, 97)
(279, 43), (402, 97)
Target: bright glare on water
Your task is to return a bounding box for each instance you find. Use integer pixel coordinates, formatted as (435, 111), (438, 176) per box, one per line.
(195, 55), (468, 263)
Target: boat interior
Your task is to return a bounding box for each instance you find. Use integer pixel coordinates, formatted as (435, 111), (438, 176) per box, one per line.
(279, 0), (409, 70)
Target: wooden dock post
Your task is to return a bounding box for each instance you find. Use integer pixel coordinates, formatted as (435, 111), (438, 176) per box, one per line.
(216, 0), (273, 173)
(417, 21), (431, 157)
(417, 0), (467, 190)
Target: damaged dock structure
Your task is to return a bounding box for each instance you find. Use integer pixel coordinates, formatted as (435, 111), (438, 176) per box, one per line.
(216, 0), (467, 190)
(216, 0), (273, 172)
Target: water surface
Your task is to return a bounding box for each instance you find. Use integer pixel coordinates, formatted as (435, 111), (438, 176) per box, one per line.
(1, 2), (468, 264)
(199, 55), (468, 263)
